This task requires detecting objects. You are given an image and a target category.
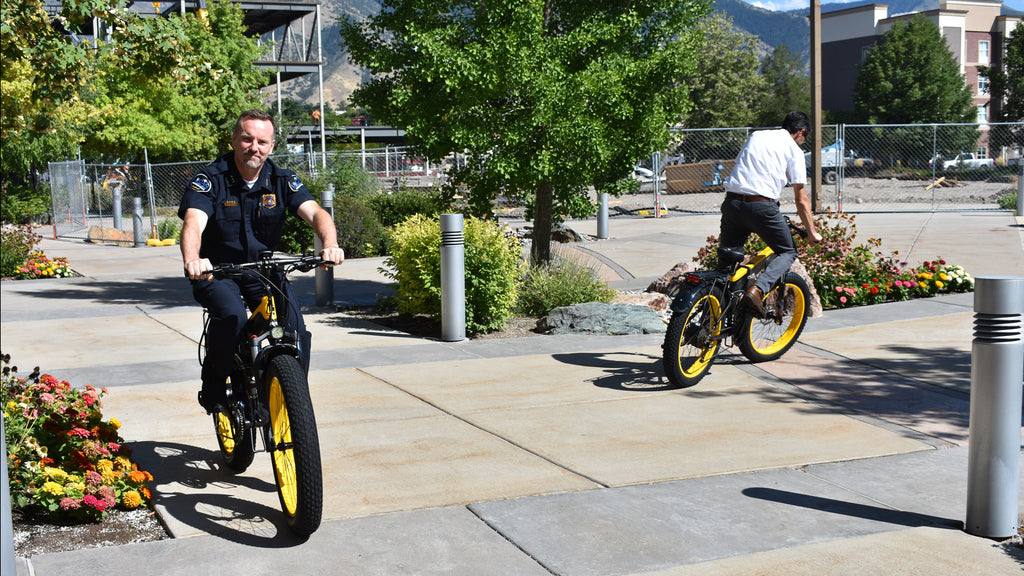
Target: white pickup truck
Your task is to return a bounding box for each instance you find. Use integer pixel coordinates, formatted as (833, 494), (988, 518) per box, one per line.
(942, 153), (994, 170)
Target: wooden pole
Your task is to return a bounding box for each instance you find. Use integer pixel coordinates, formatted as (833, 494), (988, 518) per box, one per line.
(810, 0), (822, 212)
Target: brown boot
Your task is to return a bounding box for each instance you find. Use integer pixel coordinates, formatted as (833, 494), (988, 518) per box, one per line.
(743, 285), (766, 317)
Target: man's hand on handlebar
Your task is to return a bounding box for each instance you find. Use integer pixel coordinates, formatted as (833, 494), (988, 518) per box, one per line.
(185, 258), (214, 280)
(319, 246), (345, 269)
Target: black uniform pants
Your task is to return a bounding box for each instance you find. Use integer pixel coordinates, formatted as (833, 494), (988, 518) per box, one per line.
(192, 274), (311, 392)
(718, 195), (797, 293)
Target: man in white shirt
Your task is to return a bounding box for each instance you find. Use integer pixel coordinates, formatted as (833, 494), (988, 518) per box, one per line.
(720, 111), (822, 316)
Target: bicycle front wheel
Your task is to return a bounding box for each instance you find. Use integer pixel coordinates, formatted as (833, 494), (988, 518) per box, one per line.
(662, 289), (723, 388)
(738, 272), (809, 362)
(266, 354), (323, 538)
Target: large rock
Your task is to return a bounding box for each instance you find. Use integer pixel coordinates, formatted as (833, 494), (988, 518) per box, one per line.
(612, 292), (668, 311)
(539, 302), (667, 335)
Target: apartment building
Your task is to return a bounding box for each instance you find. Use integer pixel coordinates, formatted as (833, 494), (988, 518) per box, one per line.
(822, 1), (1020, 152)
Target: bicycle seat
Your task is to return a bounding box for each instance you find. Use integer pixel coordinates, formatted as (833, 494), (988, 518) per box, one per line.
(718, 246), (746, 266)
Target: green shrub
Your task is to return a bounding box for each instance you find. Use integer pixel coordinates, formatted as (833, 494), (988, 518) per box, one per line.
(156, 218), (181, 241)
(383, 214), (524, 333)
(328, 156), (380, 198)
(333, 195), (389, 258)
(366, 187), (446, 228)
(278, 172), (328, 254)
(1, 184), (50, 224)
(517, 257), (617, 316)
(1, 224), (41, 277)
(998, 192), (1018, 210)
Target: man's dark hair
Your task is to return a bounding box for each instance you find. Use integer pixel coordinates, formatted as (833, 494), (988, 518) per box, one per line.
(233, 109), (276, 136)
(781, 111), (810, 135)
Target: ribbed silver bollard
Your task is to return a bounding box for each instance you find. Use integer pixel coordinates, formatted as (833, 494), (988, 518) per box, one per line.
(966, 276), (1024, 539)
(132, 197), (145, 247)
(1016, 163), (1022, 217)
(315, 184), (335, 307)
(597, 192), (609, 239)
(440, 214), (466, 342)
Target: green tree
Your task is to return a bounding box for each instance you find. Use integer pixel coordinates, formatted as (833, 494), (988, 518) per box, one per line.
(756, 44), (809, 129)
(339, 0), (711, 263)
(853, 15), (977, 164)
(683, 13), (767, 129)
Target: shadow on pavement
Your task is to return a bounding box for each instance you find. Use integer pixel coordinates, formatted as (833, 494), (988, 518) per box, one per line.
(130, 440), (307, 548)
(742, 487), (964, 530)
(552, 351), (675, 391)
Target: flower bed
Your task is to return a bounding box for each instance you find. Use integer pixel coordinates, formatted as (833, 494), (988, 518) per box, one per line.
(2, 353), (153, 523)
(13, 251), (75, 279)
(695, 211), (975, 309)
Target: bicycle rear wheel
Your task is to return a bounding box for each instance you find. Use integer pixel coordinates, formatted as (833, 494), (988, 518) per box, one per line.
(737, 272), (809, 362)
(214, 376), (255, 473)
(662, 289), (723, 388)
(266, 354), (323, 538)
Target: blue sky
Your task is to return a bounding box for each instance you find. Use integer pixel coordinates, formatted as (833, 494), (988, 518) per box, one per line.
(748, 0), (1024, 13)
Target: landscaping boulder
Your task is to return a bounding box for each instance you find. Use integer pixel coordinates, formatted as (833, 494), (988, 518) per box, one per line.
(539, 302), (666, 335)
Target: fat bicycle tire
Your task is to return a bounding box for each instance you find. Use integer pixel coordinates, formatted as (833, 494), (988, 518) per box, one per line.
(265, 354), (323, 538)
(213, 376), (255, 473)
(737, 272), (810, 363)
(662, 289), (723, 388)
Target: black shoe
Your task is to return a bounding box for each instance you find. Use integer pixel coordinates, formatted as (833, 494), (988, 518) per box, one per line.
(198, 390), (227, 415)
(743, 286), (767, 317)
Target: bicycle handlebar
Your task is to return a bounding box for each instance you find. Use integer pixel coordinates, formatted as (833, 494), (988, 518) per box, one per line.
(785, 217), (808, 239)
(210, 252), (331, 279)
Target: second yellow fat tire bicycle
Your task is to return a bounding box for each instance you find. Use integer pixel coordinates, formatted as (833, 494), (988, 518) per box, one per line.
(662, 229), (810, 388)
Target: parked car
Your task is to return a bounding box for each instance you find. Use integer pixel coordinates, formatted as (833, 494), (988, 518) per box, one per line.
(933, 153), (994, 170)
(805, 141), (872, 184)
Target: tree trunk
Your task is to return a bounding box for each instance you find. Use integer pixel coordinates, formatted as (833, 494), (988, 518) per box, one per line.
(531, 180), (553, 264)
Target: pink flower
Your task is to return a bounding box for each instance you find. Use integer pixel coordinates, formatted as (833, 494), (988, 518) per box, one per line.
(85, 471), (103, 486)
(83, 494), (108, 512)
(835, 287), (844, 293)
(59, 497), (81, 511)
(39, 393), (56, 404)
(840, 296), (848, 304)
(69, 427), (91, 439)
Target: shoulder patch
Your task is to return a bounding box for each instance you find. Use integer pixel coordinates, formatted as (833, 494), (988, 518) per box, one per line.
(288, 174), (303, 192)
(190, 174), (212, 193)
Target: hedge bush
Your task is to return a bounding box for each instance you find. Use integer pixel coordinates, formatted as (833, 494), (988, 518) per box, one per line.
(383, 214), (524, 333)
(517, 257), (617, 316)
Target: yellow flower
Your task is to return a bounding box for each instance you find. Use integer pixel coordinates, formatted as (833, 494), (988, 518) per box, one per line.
(95, 459), (114, 473)
(919, 281), (928, 289)
(939, 272), (950, 281)
(41, 481), (64, 496)
(43, 467), (68, 481)
(109, 418), (121, 429)
(102, 470), (121, 484)
(115, 456), (132, 471)
(935, 280), (944, 289)
(122, 490), (143, 509)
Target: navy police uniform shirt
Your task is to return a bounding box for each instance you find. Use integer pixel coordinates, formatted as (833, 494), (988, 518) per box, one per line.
(178, 152), (314, 264)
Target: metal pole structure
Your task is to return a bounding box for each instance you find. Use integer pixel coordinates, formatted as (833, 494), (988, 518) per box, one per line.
(144, 149), (157, 239)
(597, 192), (609, 240)
(652, 151), (662, 218)
(112, 183), (123, 231)
(132, 197), (144, 247)
(316, 3), (326, 171)
(1016, 163), (1022, 217)
(440, 214), (466, 342)
(2, 417), (16, 576)
(966, 276), (1024, 539)
(810, 0), (822, 212)
(315, 184), (335, 306)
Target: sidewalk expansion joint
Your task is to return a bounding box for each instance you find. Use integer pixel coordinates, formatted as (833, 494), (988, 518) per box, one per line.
(465, 506), (559, 576)
(136, 304), (200, 344)
(354, 368), (611, 489)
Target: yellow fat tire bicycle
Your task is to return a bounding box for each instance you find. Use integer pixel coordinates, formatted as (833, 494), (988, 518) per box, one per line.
(662, 222), (810, 388)
(204, 252), (324, 538)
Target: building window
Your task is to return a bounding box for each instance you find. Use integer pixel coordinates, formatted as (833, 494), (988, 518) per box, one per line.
(976, 148), (989, 159)
(979, 41), (990, 65)
(978, 75), (989, 95)
(977, 104), (988, 123)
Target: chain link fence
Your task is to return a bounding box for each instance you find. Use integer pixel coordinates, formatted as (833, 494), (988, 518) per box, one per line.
(650, 122), (1021, 214)
(48, 123), (1021, 240)
(48, 147), (442, 241)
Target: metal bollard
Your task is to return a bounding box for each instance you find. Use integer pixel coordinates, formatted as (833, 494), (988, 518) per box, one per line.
(112, 185), (123, 230)
(440, 214), (466, 342)
(597, 193), (609, 239)
(315, 184), (335, 307)
(966, 276), (1024, 539)
(1016, 163), (1022, 217)
(132, 197), (145, 247)
(2, 417), (16, 576)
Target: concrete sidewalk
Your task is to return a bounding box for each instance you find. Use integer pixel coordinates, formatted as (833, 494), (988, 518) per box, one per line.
(3, 211), (1023, 575)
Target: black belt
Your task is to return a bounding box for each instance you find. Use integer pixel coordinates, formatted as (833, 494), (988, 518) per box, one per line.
(726, 192), (775, 203)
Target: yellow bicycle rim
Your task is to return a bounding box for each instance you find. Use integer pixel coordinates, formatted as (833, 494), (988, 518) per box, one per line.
(270, 377), (298, 516)
(749, 283), (806, 355)
(216, 412), (236, 454)
(679, 294), (721, 377)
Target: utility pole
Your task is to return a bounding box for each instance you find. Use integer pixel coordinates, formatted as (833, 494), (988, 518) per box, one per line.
(810, 0), (823, 212)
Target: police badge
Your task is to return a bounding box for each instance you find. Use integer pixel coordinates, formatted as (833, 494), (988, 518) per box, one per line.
(262, 193), (278, 210)
(288, 174), (303, 192)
